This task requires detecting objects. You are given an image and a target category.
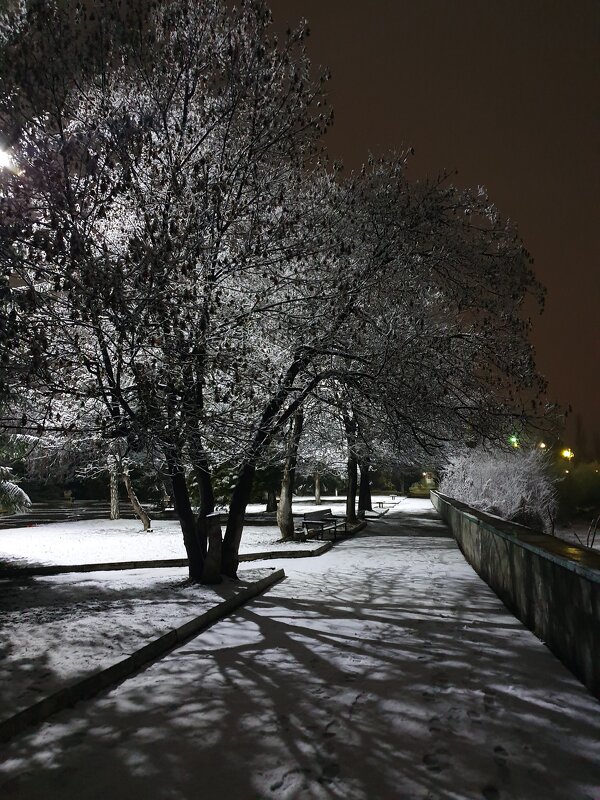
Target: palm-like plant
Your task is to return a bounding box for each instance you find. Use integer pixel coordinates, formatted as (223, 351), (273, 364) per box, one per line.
(0, 465), (31, 513)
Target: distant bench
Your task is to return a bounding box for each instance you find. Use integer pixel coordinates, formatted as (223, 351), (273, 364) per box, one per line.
(297, 509), (348, 540)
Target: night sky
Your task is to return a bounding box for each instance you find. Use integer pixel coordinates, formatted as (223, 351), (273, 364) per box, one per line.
(275, 0), (599, 448)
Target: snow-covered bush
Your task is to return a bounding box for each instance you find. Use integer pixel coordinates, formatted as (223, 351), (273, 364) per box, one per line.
(0, 465), (31, 513)
(439, 447), (557, 532)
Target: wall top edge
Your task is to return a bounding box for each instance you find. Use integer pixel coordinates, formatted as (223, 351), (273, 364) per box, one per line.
(431, 490), (600, 583)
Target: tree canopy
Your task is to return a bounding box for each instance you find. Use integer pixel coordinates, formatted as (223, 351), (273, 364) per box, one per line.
(0, 0), (551, 580)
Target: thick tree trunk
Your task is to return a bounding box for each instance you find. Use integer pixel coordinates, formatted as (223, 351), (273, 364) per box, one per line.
(222, 463), (255, 578)
(195, 461), (215, 559)
(170, 468), (205, 581)
(194, 458), (222, 584)
(121, 468), (152, 531)
(314, 471), (321, 506)
(202, 512), (222, 584)
(109, 468), (120, 520)
(358, 458), (373, 512)
(277, 410), (304, 541)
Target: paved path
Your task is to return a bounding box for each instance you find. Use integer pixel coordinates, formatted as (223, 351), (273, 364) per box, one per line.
(1, 500), (598, 799)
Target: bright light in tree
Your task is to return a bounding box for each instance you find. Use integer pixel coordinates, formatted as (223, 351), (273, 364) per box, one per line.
(0, 149), (12, 170)
(509, 434), (519, 448)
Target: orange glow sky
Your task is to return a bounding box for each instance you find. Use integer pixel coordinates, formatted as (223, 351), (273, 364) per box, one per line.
(276, 0), (599, 450)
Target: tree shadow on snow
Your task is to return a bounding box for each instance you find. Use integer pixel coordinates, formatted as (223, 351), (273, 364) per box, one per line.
(0, 510), (599, 800)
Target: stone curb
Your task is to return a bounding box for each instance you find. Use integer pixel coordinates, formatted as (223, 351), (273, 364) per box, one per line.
(0, 558), (190, 578)
(0, 549), (325, 578)
(239, 542), (332, 561)
(0, 568), (285, 744)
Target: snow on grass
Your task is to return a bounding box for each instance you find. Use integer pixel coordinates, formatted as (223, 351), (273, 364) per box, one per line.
(0, 565), (276, 723)
(245, 493), (399, 515)
(0, 518), (324, 569)
(0, 498), (400, 726)
(0, 499), (598, 799)
(0, 496), (399, 569)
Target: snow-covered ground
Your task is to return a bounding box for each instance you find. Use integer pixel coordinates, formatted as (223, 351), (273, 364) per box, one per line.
(554, 523), (600, 553)
(1, 499), (597, 799)
(244, 494), (395, 515)
(0, 519), (324, 569)
(0, 566), (276, 723)
(0, 495), (399, 566)
(0, 500), (385, 724)
(0, 496), (393, 569)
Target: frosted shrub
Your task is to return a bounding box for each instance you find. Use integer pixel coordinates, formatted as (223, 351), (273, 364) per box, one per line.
(0, 465), (31, 513)
(439, 447), (557, 533)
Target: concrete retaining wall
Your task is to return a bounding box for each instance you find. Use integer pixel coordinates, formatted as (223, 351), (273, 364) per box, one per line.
(431, 491), (600, 699)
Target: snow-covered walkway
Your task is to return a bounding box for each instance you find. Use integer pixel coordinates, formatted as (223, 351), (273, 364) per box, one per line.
(1, 499), (598, 799)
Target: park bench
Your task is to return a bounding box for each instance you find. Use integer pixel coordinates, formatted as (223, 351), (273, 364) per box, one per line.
(298, 509), (348, 540)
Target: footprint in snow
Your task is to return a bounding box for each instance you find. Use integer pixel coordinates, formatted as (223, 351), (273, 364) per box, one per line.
(269, 767), (312, 792)
(422, 747), (451, 773)
(318, 761), (340, 783)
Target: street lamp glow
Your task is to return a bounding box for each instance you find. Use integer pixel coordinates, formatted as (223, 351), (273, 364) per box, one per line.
(0, 148), (20, 174)
(538, 442), (547, 449)
(0, 149), (12, 170)
(509, 434), (519, 448)
(561, 448), (574, 461)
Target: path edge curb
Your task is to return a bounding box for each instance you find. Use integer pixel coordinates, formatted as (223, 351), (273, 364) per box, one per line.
(0, 568), (285, 744)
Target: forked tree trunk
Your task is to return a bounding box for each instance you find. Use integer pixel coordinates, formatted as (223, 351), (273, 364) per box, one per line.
(170, 468), (205, 581)
(221, 359), (309, 577)
(314, 471), (321, 506)
(109, 468), (120, 520)
(358, 458), (373, 512)
(277, 410), (304, 541)
(222, 462), (256, 578)
(121, 468), (152, 530)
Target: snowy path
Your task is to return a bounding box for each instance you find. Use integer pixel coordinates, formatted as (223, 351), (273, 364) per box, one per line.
(1, 500), (598, 799)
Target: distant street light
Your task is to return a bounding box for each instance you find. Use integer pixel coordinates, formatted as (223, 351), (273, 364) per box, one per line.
(538, 442), (547, 449)
(509, 434), (519, 448)
(561, 448), (574, 462)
